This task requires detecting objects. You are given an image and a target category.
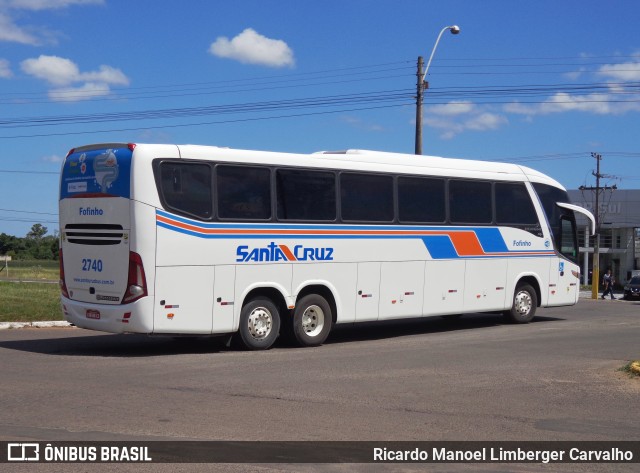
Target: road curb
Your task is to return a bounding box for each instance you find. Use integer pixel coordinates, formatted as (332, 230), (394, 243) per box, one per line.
(0, 321), (72, 330)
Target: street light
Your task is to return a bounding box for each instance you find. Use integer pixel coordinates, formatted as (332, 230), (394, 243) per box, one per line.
(415, 25), (461, 155)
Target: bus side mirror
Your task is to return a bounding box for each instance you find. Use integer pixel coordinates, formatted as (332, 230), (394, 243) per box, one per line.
(557, 203), (596, 235)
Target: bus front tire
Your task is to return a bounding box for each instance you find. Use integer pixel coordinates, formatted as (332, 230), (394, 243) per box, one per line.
(504, 284), (537, 324)
(238, 298), (280, 350)
(292, 294), (333, 347)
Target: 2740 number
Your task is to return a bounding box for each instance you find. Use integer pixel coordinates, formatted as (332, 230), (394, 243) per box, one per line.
(82, 258), (103, 272)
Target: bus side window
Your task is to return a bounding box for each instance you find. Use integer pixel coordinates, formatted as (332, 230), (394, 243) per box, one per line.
(276, 169), (336, 221)
(449, 180), (492, 224)
(560, 216), (578, 261)
(398, 176), (445, 223)
(172, 168), (182, 193)
(340, 172), (393, 222)
(217, 165), (271, 220)
(495, 182), (542, 236)
(160, 162), (212, 219)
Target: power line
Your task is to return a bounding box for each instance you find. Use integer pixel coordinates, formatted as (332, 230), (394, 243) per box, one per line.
(0, 169), (58, 174)
(2, 54), (638, 105)
(0, 217), (58, 224)
(0, 102), (413, 139)
(0, 208), (58, 215)
(0, 89), (414, 128)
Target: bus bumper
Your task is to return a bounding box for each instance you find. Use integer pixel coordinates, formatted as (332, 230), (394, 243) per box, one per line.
(60, 296), (154, 334)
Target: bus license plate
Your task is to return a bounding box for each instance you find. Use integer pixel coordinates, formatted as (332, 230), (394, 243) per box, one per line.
(86, 309), (101, 320)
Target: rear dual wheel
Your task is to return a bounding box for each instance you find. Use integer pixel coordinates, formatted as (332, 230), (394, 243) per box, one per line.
(238, 297), (280, 350)
(292, 294), (333, 347)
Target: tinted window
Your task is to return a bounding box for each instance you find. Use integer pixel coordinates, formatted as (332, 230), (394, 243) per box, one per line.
(160, 162), (212, 219)
(533, 183), (572, 248)
(341, 173), (393, 222)
(449, 180), (492, 224)
(532, 183), (570, 224)
(560, 216), (578, 262)
(217, 165), (271, 220)
(398, 176), (445, 223)
(277, 169), (336, 221)
(495, 183), (539, 225)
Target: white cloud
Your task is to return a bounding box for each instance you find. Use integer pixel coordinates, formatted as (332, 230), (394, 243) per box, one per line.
(597, 61), (640, 82)
(41, 154), (63, 163)
(4, 1), (103, 11)
(427, 101), (476, 117)
(21, 55), (129, 102)
(505, 90), (640, 117)
(341, 115), (385, 132)
(505, 57), (640, 117)
(0, 12), (39, 44)
(209, 28), (295, 68)
(423, 101), (507, 139)
(0, 58), (12, 78)
(21, 55), (80, 85)
(48, 82), (111, 102)
(0, 0), (103, 45)
(465, 112), (507, 131)
(80, 64), (129, 85)
(563, 67), (587, 81)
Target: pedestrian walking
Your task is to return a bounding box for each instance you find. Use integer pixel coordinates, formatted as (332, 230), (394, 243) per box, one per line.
(601, 269), (616, 300)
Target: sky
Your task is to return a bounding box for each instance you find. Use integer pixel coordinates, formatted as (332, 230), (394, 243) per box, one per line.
(1, 0), (639, 237)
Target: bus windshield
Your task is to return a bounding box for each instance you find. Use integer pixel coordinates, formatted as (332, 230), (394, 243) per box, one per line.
(532, 183), (578, 263)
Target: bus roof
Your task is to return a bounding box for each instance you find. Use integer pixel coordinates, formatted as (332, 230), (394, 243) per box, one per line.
(67, 143), (566, 190)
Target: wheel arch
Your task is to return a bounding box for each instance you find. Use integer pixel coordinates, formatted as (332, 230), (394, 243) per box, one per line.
(513, 274), (542, 308)
(295, 283), (338, 324)
(238, 285), (290, 329)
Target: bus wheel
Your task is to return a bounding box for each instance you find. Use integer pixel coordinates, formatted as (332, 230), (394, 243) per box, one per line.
(504, 284), (537, 324)
(292, 294), (333, 347)
(239, 297), (280, 350)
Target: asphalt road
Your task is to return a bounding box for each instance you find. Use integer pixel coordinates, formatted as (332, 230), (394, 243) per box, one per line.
(1, 299), (639, 472)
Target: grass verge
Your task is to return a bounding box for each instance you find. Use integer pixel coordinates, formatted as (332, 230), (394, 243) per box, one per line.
(0, 281), (63, 323)
(618, 361), (640, 378)
(0, 260), (58, 281)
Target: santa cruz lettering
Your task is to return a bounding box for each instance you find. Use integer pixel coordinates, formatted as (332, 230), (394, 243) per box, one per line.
(236, 242), (334, 262)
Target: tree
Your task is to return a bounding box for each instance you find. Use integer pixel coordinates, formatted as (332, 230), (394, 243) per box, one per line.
(0, 225), (59, 260)
(27, 224), (48, 240)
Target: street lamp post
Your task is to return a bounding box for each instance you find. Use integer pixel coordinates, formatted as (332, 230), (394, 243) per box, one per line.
(415, 25), (460, 155)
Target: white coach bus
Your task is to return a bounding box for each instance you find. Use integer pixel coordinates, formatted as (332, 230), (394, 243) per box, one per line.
(59, 143), (595, 350)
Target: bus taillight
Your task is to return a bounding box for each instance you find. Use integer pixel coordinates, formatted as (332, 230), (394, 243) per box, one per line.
(59, 249), (69, 298)
(123, 251), (148, 304)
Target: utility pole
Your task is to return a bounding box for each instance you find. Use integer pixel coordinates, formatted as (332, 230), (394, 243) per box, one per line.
(579, 152), (617, 299)
(415, 56), (424, 155)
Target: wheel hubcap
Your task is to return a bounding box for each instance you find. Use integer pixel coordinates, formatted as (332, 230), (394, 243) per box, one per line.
(514, 291), (532, 316)
(301, 305), (324, 337)
(247, 307), (272, 340)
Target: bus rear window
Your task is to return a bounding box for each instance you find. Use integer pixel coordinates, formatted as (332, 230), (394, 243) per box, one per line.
(160, 162), (212, 219)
